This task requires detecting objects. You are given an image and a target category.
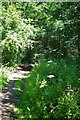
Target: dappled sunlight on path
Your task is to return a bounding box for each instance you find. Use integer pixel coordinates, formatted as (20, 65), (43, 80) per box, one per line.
(0, 65), (32, 120)
(1, 80), (17, 119)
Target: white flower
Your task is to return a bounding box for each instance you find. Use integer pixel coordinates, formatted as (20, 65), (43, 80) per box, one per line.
(40, 80), (47, 88)
(47, 60), (53, 63)
(47, 75), (55, 78)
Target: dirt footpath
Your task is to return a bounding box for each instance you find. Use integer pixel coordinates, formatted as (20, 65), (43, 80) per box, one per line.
(0, 66), (30, 120)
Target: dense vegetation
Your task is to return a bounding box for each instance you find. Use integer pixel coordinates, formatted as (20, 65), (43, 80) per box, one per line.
(15, 59), (80, 119)
(1, 2), (80, 119)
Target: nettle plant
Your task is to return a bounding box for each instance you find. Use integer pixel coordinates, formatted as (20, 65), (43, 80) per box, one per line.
(2, 5), (38, 66)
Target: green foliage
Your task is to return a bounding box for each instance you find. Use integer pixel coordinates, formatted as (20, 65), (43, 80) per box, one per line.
(2, 4), (38, 66)
(1, 2), (79, 66)
(15, 78), (22, 92)
(0, 68), (8, 89)
(15, 59), (79, 119)
(54, 91), (80, 119)
(18, 2), (78, 62)
(0, 65), (16, 89)
(1, 2), (80, 119)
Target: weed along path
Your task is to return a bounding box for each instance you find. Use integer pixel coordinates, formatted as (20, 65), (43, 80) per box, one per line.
(0, 64), (32, 120)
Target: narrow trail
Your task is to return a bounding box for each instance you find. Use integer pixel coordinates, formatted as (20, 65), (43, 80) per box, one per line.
(0, 64), (32, 120)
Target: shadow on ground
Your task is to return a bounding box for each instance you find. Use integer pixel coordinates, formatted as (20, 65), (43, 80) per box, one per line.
(1, 78), (28, 120)
(1, 79), (19, 119)
(1, 64), (33, 120)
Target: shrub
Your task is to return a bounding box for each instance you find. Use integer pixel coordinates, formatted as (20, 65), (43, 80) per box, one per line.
(2, 4), (38, 66)
(15, 59), (79, 119)
(54, 90), (80, 119)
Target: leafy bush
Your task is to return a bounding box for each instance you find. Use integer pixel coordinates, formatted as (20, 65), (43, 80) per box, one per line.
(54, 90), (80, 119)
(2, 4), (38, 66)
(15, 59), (80, 119)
